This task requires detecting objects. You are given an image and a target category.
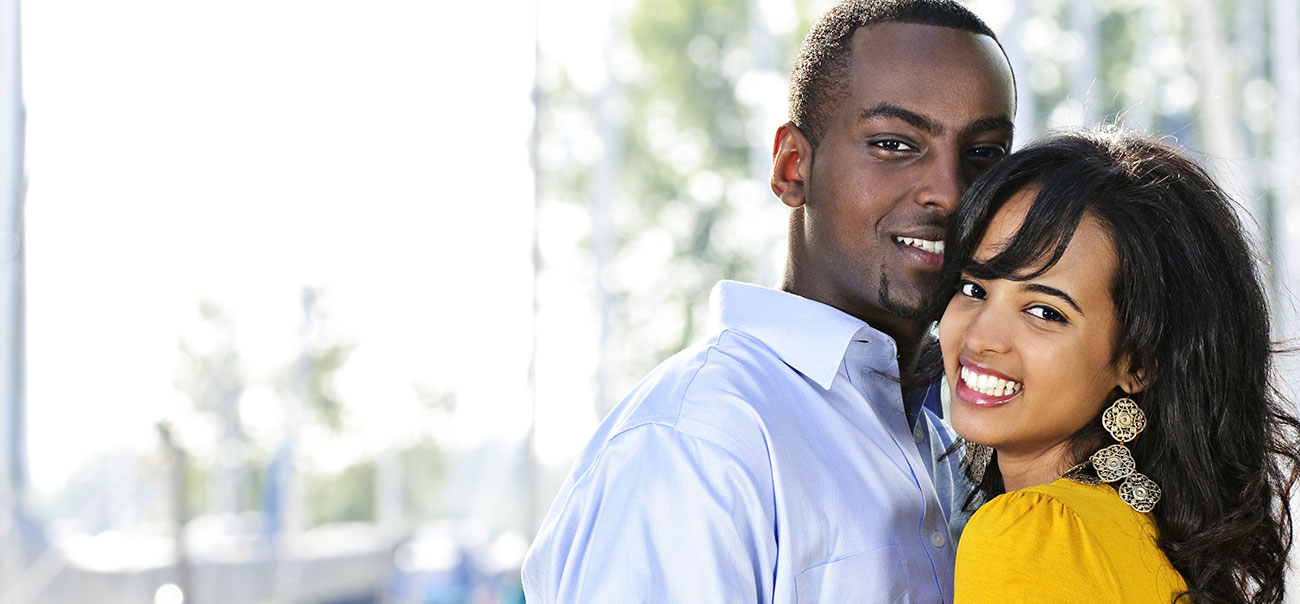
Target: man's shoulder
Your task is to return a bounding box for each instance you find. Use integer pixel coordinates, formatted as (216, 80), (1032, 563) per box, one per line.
(579, 326), (810, 478)
(618, 325), (804, 429)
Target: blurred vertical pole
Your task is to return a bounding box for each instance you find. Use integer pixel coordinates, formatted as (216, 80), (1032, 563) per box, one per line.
(1235, 0), (1266, 155)
(1004, 0), (1037, 144)
(1067, 0), (1100, 125)
(747, 0), (784, 286)
(747, 0), (774, 191)
(1270, 2), (1300, 594)
(0, 0), (27, 591)
(1273, 0), (1300, 407)
(1121, 5), (1157, 133)
(525, 0), (542, 539)
(375, 449), (402, 536)
(1235, 0), (1274, 301)
(591, 9), (621, 421)
(272, 290), (315, 601)
(1190, 0), (1263, 241)
(159, 424), (192, 604)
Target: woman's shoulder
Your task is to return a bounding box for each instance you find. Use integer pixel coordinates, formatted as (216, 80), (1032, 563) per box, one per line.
(955, 478), (1186, 603)
(1018, 477), (1154, 532)
(967, 478), (1142, 537)
(966, 478), (1168, 561)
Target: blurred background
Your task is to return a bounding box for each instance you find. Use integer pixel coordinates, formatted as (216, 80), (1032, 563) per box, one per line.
(1, 0), (1297, 602)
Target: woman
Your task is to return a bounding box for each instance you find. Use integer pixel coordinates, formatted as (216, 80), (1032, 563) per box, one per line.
(933, 128), (1300, 603)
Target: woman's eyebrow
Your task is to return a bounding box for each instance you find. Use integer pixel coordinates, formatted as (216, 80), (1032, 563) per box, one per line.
(1021, 282), (1084, 315)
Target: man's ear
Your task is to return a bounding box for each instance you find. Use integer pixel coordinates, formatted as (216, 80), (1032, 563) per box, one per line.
(771, 122), (813, 209)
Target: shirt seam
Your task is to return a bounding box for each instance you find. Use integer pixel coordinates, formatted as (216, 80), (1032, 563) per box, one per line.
(713, 325), (840, 391)
(564, 332), (775, 515)
(562, 422), (776, 602)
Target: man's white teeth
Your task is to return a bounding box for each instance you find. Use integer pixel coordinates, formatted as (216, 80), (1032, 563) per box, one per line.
(897, 236), (944, 255)
(960, 365), (1022, 397)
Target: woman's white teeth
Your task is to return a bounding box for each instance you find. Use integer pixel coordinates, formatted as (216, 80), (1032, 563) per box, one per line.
(959, 365), (1022, 397)
(897, 236), (944, 255)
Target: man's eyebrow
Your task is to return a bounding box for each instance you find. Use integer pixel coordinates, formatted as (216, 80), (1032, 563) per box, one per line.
(858, 103), (939, 134)
(960, 116), (1015, 139)
(1022, 283), (1084, 315)
(858, 104), (1015, 140)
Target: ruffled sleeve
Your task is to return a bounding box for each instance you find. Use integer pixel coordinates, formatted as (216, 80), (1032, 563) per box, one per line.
(954, 489), (1124, 604)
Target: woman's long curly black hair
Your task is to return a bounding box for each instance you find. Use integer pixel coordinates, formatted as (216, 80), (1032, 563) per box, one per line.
(927, 128), (1300, 604)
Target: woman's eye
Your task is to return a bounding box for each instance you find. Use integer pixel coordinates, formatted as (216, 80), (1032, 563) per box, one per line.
(872, 139), (916, 152)
(1027, 305), (1068, 324)
(959, 280), (985, 299)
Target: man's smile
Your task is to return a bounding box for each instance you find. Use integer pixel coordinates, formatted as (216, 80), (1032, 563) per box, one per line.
(894, 236), (944, 256)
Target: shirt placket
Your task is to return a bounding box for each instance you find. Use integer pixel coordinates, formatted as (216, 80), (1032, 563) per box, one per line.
(845, 337), (955, 604)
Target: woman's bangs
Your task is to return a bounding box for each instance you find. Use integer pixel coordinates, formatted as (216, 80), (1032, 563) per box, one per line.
(963, 179), (1088, 283)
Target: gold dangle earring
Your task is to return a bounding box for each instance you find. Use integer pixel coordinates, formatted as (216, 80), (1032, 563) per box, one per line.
(1085, 397), (1161, 512)
(964, 439), (993, 483)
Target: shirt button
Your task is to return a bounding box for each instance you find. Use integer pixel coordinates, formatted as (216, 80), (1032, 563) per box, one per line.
(930, 531), (946, 548)
(912, 428), (925, 443)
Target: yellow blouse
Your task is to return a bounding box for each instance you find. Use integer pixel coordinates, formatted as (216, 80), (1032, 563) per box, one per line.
(954, 477), (1187, 603)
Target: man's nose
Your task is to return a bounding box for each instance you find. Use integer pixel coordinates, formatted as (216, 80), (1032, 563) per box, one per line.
(916, 152), (963, 213)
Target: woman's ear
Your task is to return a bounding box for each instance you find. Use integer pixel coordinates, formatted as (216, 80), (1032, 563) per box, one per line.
(771, 122), (813, 209)
(1119, 363), (1146, 395)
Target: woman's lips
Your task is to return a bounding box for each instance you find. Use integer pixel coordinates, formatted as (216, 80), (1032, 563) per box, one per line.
(954, 377), (1020, 407)
(954, 361), (1022, 407)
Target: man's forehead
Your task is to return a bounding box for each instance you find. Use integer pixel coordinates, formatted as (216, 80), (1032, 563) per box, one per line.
(841, 22), (1015, 130)
(847, 21), (1007, 72)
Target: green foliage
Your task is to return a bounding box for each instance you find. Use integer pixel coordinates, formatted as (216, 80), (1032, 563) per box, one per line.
(399, 444), (449, 522)
(283, 287), (356, 432)
(306, 461), (376, 525)
(540, 0), (815, 407)
(174, 300), (245, 438)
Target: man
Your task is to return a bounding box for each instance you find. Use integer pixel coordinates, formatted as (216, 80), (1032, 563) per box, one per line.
(524, 1), (1015, 602)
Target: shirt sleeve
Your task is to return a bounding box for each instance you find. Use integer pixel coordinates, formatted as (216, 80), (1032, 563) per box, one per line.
(954, 490), (1124, 604)
(522, 422), (777, 604)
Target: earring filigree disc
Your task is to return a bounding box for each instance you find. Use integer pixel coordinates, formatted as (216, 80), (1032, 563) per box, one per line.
(1118, 472), (1161, 513)
(1090, 444), (1136, 483)
(1102, 397), (1146, 443)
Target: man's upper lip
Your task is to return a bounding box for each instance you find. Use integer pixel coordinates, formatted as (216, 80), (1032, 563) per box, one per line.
(893, 227), (946, 242)
(957, 357), (1019, 383)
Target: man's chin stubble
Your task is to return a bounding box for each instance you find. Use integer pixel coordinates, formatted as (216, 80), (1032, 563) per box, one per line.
(878, 273), (936, 322)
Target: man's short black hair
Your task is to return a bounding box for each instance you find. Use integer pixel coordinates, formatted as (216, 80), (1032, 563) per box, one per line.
(789, 0), (1003, 148)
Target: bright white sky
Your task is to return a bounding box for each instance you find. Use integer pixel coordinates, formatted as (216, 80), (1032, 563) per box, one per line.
(20, 0), (599, 494)
(19, 0), (1300, 514)
(22, 0), (1013, 500)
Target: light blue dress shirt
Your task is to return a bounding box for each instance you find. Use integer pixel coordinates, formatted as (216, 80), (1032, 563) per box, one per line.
(523, 281), (967, 603)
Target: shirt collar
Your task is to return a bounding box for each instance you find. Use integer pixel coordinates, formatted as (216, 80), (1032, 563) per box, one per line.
(710, 280), (898, 390)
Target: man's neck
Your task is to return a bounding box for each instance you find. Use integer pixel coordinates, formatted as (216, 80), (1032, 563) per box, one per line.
(780, 275), (928, 374)
(893, 335), (925, 375)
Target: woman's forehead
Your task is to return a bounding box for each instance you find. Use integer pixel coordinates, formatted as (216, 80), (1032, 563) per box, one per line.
(973, 187), (1038, 262)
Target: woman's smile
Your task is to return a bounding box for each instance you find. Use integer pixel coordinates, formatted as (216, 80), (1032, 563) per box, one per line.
(955, 359), (1022, 406)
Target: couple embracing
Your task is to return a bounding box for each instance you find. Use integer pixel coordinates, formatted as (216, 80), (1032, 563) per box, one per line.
(524, 1), (1300, 602)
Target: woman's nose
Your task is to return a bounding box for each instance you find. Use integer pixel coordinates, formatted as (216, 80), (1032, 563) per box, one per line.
(962, 305), (1012, 355)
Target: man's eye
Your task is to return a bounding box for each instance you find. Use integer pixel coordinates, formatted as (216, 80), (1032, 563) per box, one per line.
(966, 145), (1006, 160)
(959, 280), (985, 299)
(1027, 305), (1068, 324)
(872, 139), (916, 152)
